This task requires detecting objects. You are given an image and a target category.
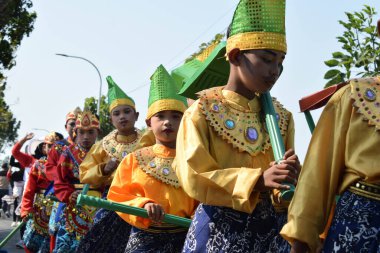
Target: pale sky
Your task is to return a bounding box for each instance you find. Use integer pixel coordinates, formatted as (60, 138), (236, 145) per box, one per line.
(2, 0), (379, 161)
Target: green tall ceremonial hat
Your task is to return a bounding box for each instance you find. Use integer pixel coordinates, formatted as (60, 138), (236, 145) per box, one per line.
(227, 0), (287, 54)
(146, 65), (188, 119)
(178, 41), (230, 100)
(171, 42), (221, 90)
(171, 58), (203, 91)
(106, 76), (135, 112)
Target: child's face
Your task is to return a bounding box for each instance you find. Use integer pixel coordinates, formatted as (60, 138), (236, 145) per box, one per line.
(238, 49), (285, 93)
(76, 128), (98, 150)
(43, 143), (53, 155)
(41, 143), (47, 155)
(148, 110), (183, 147)
(65, 119), (76, 139)
(111, 105), (138, 134)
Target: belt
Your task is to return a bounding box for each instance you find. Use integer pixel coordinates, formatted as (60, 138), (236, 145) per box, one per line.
(349, 181), (380, 201)
(73, 184), (99, 191)
(74, 184), (102, 198)
(142, 223), (188, 234)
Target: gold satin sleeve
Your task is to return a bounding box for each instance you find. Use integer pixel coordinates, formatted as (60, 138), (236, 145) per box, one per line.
(280, 85), (380, 252)
(174, 102), (264, 214)
(79, 141), (112, 188)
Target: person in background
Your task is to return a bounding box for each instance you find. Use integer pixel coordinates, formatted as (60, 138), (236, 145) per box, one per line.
(280, 20), (380, 253)
(21, 132), (61, 253)
(53, 111), (100, 253)
(77, 77), (142, 253)
(11, 131), (55, 249)
(108, 65), (198, 252)
(0, 162), (10, 218)
(45, 108), (81, 252)
(9, 155), (25, 227)
(23, 141), (47, 184)
(175, 0), (300, 252)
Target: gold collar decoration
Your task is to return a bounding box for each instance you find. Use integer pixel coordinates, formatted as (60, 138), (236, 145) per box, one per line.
(102, 129), (142, 161)
(134, 146), (180, 188)
(199, 87), (290, 156)
(351, 77), (380, 131)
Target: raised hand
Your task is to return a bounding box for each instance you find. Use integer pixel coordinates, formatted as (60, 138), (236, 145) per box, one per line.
(24, 132), (35, 140)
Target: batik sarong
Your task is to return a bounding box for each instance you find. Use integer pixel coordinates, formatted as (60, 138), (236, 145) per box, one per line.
(182, 197), (290, 253)
(125, 226), (188, 253)
(76, 209), (131, 253)
(322, 190), (380, 253)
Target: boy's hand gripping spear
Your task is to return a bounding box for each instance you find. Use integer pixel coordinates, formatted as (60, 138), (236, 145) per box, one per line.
(76, 194), (191, 228)
(261, 92), (295, 201)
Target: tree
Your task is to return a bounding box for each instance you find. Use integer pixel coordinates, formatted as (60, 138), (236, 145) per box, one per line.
(0, 0), (36, 152)
(323, 5), (380, 87)
(0, 82), (20, 153)
(0, 0), (37, 80)
(84, 95), (114, 139)
(185, 33), (225, 63)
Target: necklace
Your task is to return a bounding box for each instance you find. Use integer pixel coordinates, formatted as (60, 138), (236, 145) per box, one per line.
(103, 129), (142, 161)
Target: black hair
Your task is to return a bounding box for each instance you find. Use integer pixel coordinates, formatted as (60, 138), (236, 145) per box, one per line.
(33, 142), (45, 159)
(1, 163), (8, 169)
(55, 132), (64, 140)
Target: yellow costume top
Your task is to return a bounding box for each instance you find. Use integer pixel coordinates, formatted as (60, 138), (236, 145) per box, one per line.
(280, 77), (380, 252)
(174, 86), (295, 214)
(79, 129), (143, 188)
(107, 144), (197, 229)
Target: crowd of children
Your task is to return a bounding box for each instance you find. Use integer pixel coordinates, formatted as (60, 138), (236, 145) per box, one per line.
(0, 0), (379, 252)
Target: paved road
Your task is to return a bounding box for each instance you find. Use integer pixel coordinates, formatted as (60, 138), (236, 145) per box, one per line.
(0, 216), (23, 253)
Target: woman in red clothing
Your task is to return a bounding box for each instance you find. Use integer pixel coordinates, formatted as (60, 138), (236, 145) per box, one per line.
(11, 132), (47, 248)
(12, 133), (36, 168)
(21, 132), (61, 253)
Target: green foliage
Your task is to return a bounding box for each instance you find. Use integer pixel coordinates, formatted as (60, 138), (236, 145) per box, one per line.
(0, 0), (37, 78)
(323, 5), (380, 87)
(0, 82), (20, 153)
(0, 0), (36, 152)
(185, 33), (225, 63)
(84, 95), (114, 139)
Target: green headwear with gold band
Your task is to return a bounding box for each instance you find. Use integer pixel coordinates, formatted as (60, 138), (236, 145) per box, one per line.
(171, 42), (223, 93)
(178, 41), (230, 99)
(171, 59), (203, 91)
(107, 76), (136, 112)
(146, 65), (188, 119)
(227, 0), (287, 54)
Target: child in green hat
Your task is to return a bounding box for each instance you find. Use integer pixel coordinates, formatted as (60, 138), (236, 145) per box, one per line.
(77, 76), (143, 253)
(107, 65), (198, 252)
(174, 0), (301, 252)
